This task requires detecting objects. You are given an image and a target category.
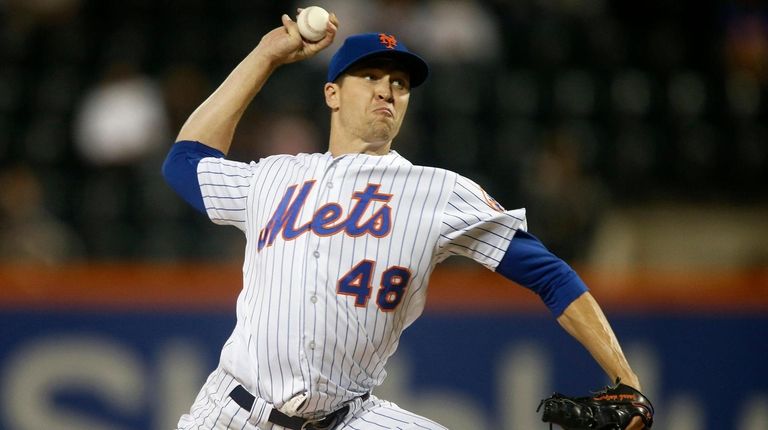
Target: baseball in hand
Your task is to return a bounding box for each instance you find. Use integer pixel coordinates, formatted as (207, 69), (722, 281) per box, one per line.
(297, 6), (330, 42)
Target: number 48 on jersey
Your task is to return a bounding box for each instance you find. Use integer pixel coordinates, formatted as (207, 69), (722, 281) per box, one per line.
(337, 260), (412, 312)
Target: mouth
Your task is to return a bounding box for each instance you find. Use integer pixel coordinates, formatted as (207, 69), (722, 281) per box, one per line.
(372, 107), (394, 117)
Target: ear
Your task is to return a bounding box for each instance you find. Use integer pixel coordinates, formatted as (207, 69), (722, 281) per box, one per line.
(324, 82), (340, 110)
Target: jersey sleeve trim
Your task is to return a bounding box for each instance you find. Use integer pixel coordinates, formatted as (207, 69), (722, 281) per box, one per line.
(161, 140), (225, 214)
(495, 230), (588, 317)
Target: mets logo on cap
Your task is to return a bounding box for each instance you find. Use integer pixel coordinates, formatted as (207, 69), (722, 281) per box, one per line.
(378, 33), (397, 49)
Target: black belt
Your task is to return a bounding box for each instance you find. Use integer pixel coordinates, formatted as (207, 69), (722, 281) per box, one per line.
(229, 385), (369, 430)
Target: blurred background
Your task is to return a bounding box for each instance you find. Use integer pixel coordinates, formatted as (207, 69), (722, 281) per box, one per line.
(0, 0), (766, 429)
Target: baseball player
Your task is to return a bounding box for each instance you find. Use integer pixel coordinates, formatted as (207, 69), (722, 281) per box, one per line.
(162, 10), (648, 430)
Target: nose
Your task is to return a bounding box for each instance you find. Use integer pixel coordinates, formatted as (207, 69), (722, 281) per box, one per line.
(375, 77), (394, 102)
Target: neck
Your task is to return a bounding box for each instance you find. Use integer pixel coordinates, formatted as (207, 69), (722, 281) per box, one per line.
(328, 125), (392, 157)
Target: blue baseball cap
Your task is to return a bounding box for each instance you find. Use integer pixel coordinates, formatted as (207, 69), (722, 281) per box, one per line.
(327, 33), (429, 88)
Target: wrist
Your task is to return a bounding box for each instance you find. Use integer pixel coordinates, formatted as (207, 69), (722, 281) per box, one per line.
(249, 46), (284, 71)
(616, 373), (641, 390)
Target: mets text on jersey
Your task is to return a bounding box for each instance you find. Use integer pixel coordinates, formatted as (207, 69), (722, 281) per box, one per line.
(258, 181), (393, 251)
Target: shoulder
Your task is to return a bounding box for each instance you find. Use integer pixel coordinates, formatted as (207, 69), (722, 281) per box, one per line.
(398, 159), (492, 198)
(443, 173), (508, 213)
(250, 152), (327, 167)
(400, 157), (458, 181)
(199, 152), (321, 176)
(258, 153), (308, 163)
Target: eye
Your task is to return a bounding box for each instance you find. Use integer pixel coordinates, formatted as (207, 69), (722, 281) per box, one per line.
(392, 78), (409, 91)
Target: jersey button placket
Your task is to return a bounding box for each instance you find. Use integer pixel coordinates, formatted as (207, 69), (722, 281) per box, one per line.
(303, 161), (333, 366)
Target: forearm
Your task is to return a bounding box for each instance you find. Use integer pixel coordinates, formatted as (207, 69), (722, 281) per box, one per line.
(556, 292), (641, 389)
(175, 13), (338, 154)
(176, 47), (279, 154)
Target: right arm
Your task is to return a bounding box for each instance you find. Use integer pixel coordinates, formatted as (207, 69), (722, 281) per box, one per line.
(176, 12), (339, 154)
(163, 11), (339, 216)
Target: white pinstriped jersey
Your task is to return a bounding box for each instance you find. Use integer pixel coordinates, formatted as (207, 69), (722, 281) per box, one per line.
(197, 150), (527, 417)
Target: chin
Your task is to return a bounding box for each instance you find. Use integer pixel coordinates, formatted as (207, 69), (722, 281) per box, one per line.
(368, 125), (398, 143)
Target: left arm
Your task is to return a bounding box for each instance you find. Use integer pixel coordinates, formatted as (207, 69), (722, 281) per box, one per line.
(496, 230), (640, 389)
(556, 292), (640, 389)
(437, 181), (647, 428)
(497, 231), (646, 429)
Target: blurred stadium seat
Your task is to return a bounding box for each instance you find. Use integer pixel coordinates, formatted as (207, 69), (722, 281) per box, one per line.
(0, 0), (765, 263)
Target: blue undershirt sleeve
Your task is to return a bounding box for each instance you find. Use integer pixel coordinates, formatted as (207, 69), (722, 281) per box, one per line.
(495, 230), (588, 317)
(161, 140), (225, 214)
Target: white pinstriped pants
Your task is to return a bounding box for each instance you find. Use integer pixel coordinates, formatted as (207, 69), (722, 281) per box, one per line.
(177, 368), (448, 430)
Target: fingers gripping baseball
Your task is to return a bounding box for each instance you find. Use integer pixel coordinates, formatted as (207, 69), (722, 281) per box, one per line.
(293, 10), (339, 57)
(256, 10), (338, 66)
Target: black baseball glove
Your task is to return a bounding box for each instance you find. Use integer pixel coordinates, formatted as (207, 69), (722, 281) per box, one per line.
(537, 379), (654, 429)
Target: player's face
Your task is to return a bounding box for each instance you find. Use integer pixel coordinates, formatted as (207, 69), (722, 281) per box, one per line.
(332, 59), (411, 145)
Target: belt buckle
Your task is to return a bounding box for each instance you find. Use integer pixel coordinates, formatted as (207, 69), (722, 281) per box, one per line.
(299, 401), (352, 430)
(300, 417), (322, 430)
(300, 412), (338, 430)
